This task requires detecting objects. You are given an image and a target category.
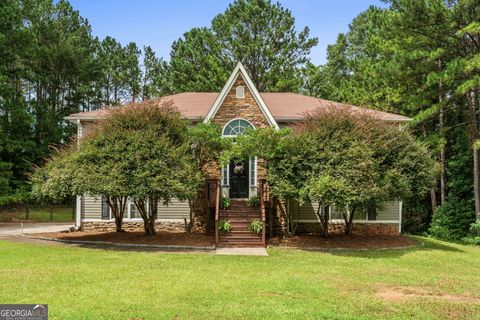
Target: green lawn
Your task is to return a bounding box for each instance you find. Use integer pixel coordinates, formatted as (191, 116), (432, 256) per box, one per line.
(0, 237), (479, 320)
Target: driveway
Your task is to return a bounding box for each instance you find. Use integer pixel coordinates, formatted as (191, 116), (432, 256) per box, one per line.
(0, 222), (73, 236)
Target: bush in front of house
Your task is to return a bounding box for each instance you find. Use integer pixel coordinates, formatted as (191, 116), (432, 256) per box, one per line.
(247, 196), (259, 208)
(219, 197), (231, 209)
(218, 219), (232, 234)
(249, 219), (263, 235)
(429, 198), (475, 241)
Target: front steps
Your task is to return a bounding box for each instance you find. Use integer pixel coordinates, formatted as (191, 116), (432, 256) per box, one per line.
(218, 199), (263, 247)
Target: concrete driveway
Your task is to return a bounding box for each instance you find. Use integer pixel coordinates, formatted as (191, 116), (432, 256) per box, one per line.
(0, 222), (73, 236)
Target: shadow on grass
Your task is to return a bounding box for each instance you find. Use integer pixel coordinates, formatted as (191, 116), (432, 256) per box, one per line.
(326, 236), (464, 259)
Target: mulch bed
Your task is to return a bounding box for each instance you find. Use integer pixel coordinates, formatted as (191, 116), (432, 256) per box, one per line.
(30, 231), (417, 250)
(32, 231), (215, 247)
(268, 234), (418, 250)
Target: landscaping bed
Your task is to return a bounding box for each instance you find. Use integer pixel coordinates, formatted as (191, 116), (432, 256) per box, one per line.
(268, 234), (418, 250)
(32, 230), (215, 247)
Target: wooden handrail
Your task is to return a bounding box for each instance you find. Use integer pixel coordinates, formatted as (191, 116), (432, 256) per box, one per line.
(215, 179), (220, 245)
(259, 179), (267, 246)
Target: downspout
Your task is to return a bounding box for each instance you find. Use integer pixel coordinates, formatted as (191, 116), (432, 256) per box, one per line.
(75, 119), (82, 231)
(398, 200), (403, 234)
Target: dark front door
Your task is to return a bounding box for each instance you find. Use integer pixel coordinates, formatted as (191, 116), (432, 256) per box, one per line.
(229, 160), (249, 198)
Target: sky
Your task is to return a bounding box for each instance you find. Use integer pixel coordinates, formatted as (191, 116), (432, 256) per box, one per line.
(69, 0), (388, 65)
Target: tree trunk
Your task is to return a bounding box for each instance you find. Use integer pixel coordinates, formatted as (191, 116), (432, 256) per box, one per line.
(438, 60), (447, 205)
(422, 125), (438, 213)
(114, 216), (123, 232)
(439, 106), (447, 204)
(105, 196), (125, 232)
(430, 188), (437, 213)
(134, 198), (158, 236)
(315, 203), (328, 238)
(468, 89), (480, 221)
(344, 207), (356, 236)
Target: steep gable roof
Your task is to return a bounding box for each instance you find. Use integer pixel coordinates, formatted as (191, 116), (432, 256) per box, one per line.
(203, 62), (279, 129)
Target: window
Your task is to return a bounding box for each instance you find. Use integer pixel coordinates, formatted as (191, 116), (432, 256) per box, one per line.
(236, 85), (245, 98)
(129, 198), (141, 219)
(249, 158), (256, 187)
(101, 196), (110, 220)
(221, 165), (229, 186)
(222, 119), (254, 137)
(367, 204), (377, 221)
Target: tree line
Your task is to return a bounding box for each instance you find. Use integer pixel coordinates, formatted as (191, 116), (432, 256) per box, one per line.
(0, 0), (316, 205)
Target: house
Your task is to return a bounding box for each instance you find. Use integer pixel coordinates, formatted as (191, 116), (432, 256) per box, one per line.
(66, 62), (410, 246)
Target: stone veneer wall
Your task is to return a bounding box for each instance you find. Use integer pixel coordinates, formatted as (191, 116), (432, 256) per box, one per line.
(203, 75), (269, 181)
(82, 220), (191, 233)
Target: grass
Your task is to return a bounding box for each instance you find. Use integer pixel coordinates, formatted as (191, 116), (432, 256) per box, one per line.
(0, 206), (74, 222)
(0, 237), (479, 319)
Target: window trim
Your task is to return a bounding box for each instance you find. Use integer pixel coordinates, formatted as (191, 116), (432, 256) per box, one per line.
(249, 157), (257, 187)
(221, 164), (229, 187)
(222, 118), (255, 137)
(236, 85), (245, 98)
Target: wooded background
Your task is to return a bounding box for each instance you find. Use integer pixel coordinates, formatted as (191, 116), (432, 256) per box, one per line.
(1, 0), (478, 233)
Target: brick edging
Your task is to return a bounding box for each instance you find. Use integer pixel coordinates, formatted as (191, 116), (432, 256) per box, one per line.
(20, 234), (216, 251)
(267, 238), (423, 252)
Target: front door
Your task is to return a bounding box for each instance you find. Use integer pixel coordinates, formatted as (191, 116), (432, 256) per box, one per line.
(229, 159), (249, 198)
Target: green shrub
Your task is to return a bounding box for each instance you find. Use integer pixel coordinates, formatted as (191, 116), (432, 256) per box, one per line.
(219, 197), (231, 209)
(462, 236), (480, 245)
(249, 219), (263, 235)
(462, 222), (480, 245)
(218, 219), (231, 234)
(468, 221), (480, 236)
(428, 199), (475, 240)
(247, 196), (259, 208)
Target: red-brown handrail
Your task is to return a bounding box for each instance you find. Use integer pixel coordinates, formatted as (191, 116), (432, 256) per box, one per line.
(215, 179), (220, 245)
(259, 179), (266, 246)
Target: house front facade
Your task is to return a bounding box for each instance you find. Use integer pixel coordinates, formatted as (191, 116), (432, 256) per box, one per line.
(66, 62), (410, 246)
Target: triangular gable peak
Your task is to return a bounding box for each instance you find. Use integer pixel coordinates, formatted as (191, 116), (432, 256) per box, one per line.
(204, 62), (279, 130)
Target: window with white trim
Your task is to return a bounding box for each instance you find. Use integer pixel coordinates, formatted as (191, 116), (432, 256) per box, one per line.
(221, 165), (229, 186)
(101, 196), (110, 220)
(128, 198), (141, 219)
(249, 158), (256, 187)
(236, 85), (245, 98)
(222, 119), (254, 137)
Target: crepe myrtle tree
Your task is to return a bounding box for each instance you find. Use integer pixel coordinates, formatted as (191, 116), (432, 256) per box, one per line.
(222, 107), (436, 236)
(102, 103), (202, 236)
(30, 145), (81, 204)
(30, 108), (136, 232)
(31, 102), (203, 235)
(302, 176), (352, 238)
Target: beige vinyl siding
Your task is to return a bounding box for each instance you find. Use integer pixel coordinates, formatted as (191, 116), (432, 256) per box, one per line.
(81, 196), (190, 220)
(82, 195), (102, 219)
(376, 202), (400, 221)
(157, 199), (190, 220)
(287, 200), (319, 221)
(287, 200), (400, 222)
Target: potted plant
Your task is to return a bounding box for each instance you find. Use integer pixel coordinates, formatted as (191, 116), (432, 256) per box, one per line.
(249, 219), (262, 235)
(247, 195), (260, 208)
(220, 197), (231, 209)
(218, 219), (232, 234)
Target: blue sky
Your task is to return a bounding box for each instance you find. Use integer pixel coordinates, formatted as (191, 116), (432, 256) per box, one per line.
(69, 0), (387, 65)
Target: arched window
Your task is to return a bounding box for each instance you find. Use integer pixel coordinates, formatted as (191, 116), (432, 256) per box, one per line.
(222, 118), (254, 137)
